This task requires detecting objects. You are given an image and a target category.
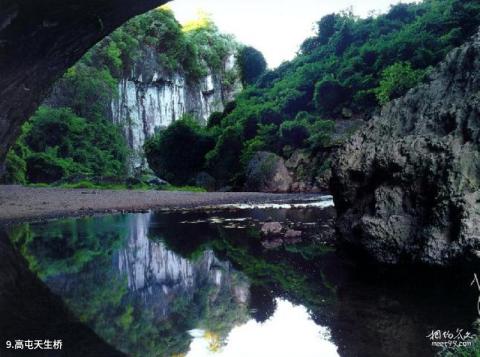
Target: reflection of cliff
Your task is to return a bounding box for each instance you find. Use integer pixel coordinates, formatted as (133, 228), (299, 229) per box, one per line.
(112, 213), (250, 355)
(117, 213), (249, 312)
(8, 213), (250, 356)
(7, 210), (478, 357)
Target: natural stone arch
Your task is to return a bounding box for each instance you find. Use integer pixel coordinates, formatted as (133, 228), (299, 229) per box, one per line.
(0, 0), (168, 176)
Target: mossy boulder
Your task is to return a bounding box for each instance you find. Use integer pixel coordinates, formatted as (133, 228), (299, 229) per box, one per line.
(245, 151), (292, 193)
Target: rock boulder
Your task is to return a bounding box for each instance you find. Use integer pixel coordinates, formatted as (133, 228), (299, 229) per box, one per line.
(331, 31), (480, 265)
(245, 152), (292, 193)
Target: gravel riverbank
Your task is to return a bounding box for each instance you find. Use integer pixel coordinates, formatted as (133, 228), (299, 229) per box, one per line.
(0, 185), (326, 225)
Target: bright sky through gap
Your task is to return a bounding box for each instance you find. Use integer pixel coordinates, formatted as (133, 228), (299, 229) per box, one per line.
(186, 299), (339, 357)
(168, 0), (419, 68)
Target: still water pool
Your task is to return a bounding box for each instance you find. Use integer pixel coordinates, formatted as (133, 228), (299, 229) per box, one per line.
(2, 196), (478, 357)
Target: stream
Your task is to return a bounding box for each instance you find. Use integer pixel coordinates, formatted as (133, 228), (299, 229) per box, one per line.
(1, 195), (478, 357)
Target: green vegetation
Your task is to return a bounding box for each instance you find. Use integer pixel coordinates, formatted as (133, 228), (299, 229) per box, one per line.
(146, 0), (480, 188)
(375, 62), (424, 104)
(6, 1), (480, 190)
(296, 0), (480, 114)
(237, 46), (267, 85)
(145, 115), (215, 185)
(6, 106), (127, 184)
(5, 7), (239, 187)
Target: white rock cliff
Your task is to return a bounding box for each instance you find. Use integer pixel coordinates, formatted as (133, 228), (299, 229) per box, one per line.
(111, 52), (241, 172)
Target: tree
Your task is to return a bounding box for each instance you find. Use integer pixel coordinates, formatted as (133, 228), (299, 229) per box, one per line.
(22, 106), (127, 183)
(314, 78), (347, 115)
(317, 14), (337, 44)
(386, 3), (414, 22)
(375, 62), (422, 105)
(205, 126), (244, 184)
(237, 46), (267, 86)
(280, 120), (310, 148)
(144, 116), (214, 185)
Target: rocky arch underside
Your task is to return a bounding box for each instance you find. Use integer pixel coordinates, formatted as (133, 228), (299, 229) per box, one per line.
(0, 0), (169, 176)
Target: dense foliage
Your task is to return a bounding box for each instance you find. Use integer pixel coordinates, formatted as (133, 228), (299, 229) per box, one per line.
(145, 116), (215, 185)
(9, 107), (128, 184)
(237, 46), (267, 85)
(294, 0), (480, 114)
(152, 0), (480, 188)
(96, 8), (238, 80)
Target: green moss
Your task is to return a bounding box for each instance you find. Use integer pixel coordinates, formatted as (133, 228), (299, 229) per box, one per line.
(162, 185), (207, 192)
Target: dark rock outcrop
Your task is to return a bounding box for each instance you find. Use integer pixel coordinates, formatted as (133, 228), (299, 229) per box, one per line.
(285, 119), (365, 193)
(195, 171), (216, 192)
(0, 0), (167, 176)
(331, 30), (480, 265)
(245, 151), (293, 193)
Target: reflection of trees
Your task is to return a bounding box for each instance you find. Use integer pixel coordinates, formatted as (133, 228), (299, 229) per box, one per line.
(249, 284), (277, 323)
(1, 229), (124, 356)
(155, 211), (337, 324)
(9, 209), (475, 356)
(156, 209), (479, 357)
(9, 213), (250, 357)
(210, 226), (337, 324)
(9, 215), (126, 279)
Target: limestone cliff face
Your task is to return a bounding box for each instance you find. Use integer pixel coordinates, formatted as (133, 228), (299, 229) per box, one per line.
(331, 31), (480, 265)
(111, 48), (241, 171)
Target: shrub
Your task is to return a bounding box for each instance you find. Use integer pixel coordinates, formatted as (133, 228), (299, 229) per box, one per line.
(26, 152), (69, 183)
(145, 116), (214, 185)
(280, 121), (310, 148)
(205, 126), (244, 184)
(375, 62), (423, 105)
(22, 106), (127, 183)
(207, 112), (224, 128)
(314, 78), (347, 114)
(308, 120), (335, 151)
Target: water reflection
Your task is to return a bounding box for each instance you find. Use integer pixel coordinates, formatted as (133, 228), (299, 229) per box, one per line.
(5, 199), (479, 357)
(117, 213), (249, 312)
(188, 299), (338, 357)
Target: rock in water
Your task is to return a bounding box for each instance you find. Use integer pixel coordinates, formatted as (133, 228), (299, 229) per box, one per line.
(261, 222), (284, 236)
(245, 152), (292, 193)
(331, 31), (480, 266)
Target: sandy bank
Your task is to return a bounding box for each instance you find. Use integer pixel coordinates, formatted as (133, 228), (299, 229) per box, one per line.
(0, 185), (325, 225)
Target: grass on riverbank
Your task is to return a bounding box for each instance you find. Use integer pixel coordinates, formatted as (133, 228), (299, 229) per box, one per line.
(27, 181), (206, 192)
